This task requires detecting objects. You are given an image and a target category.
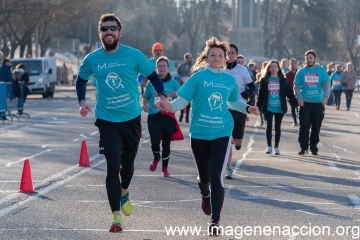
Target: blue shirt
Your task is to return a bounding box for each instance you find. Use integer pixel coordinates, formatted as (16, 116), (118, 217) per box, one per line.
(294, 65), (330, 103)
(78, 44), (155, 122)
(144, 78), (180, 115)
(267, 76), (282, 113)
(177, 68), (239, 140)
(330, 72), (343, 90)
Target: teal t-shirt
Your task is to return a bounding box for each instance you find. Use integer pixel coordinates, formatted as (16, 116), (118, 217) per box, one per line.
(78, 44), (155, 122)
(294, 65), (330, 103)
(282, 67), (290, 73)
(330, 72), (343, 90)
(143, 78), (180, 115)
(177, 69), (239, 140)
(267, 77), (282, 113)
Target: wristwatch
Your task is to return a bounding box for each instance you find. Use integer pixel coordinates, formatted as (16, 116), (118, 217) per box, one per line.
(159, 91), (167, 97)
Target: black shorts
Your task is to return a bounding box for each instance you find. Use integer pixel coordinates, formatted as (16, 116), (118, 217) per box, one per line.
(147, 112), (176, 134)
(94, 115), (141, 155)
(229, 109), (246, 139)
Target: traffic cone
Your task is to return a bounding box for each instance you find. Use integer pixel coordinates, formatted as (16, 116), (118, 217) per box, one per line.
(78, 140), (91, 167)
(19, 159), (36, 193)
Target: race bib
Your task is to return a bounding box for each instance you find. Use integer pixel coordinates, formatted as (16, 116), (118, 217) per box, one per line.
(268, 81), (280, 93)
(333, 80), (341, 86)
(154, 94), (172, 106)
(305, 74), (319, 85)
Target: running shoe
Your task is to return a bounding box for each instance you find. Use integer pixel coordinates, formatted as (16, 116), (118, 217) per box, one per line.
(298, 149), (308, 155)
(224, 167), (233, 179)
(109, 213), (123, 233)
(149, 159), (159, 172)
(265, 146), (272, 154)
(208, 221), (221, 236)
(310, 151), (318, 156)
(274, 147), (280, 155)
(120, 192), (132, 216)
(162, 167), (170, 177)
(201, 195), (211, 216)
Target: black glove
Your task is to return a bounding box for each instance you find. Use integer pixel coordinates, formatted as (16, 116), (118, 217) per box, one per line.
(241, 91), (249, 100)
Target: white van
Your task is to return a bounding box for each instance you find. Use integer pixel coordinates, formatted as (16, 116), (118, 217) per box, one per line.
(11, 57), (57, 98)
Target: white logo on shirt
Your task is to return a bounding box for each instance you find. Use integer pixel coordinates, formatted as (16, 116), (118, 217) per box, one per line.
(208, 92), (223, 111)
(268, 81), (280, 97)
(204, 81), (213, 87)
(98, 64), (106, 70)
(105, 72), (124, 91)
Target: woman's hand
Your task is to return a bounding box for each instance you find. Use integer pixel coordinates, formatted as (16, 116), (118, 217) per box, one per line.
(248, 106), (260, 116)
(142, 104), (149, 112)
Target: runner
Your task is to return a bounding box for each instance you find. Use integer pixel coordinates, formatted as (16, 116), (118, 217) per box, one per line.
(330, 64), (343, 110)
(157, 37), (260, 235)
(285, 58), (299, 126)
(76, 13), (168, 233)
(256, 60), (298, 155)
(177, 52), (193, 122)
(224, 43), (255, 179)
(143, 56), (183, 177)
(294, 50), (330, 155)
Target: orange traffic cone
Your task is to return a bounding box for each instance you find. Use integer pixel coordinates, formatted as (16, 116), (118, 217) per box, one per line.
(78, 140), (91, 167)
(19, 159), (36, 193)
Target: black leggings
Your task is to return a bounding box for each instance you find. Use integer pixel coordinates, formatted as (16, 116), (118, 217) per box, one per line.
(264, 111), (284, 147)
(191, 136), (231, 222)
(291, 105), (298, 124)
(148, 113), (176, 167)
(95, 117), (141, 213)
(333, 90), (342, 107)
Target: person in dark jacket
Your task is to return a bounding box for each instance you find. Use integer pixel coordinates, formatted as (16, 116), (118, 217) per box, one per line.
(256, 60), (298, 155)
(14, 64), (30, 104)
(0, 59), (13, 120)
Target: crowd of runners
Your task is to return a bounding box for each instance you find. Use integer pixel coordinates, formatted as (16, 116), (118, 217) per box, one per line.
(76, 13), (358, 236)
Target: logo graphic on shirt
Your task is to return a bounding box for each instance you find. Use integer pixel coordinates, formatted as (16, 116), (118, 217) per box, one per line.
(98, 64), (106, 70)
(204, 81), (213, 87)
(305, 74), (319, 88)
(105, 72), (124, 91)
(268, 81), (280, 97)
(208, 92), (223, 111)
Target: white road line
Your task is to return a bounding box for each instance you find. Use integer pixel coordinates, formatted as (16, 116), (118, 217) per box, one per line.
(317, 141), (323, 147)
(133, 174), (197, 177)
(0, 149), (53, 168)
(0, 158), (106, 218)
(348, 194), (360, 209)
(331, 153), (341, 161)
(41, 145), (49, 148)
(89, 131), (98, 136)
(327, 161), (338, 171)
(353, 112), (359, 117)
(333, 145), (354, 153)
(0, 154), (102, 207)
(234, 118), (258, 171)
(0, 228), (167, 232)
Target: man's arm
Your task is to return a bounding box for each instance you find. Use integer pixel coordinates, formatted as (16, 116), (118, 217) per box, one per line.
(146, 71), (166, 98)
(76, 76), (87, 103)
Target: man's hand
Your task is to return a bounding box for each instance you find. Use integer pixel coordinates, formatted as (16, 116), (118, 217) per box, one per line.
(79, 100), (91, 117)
(322, 98), (327, 106)
(248, 106), (260, 116)
(142, 104), (149, 112)
(155, 98), (172, 111)
(297, 99), (304, 107)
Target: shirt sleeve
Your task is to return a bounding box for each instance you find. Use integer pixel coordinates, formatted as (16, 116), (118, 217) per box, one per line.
(137, 50), (156, 77)
(242, 68), (253, 84)
(143, 82), (152, 99)
(78, 55), (92, 80)
(177, 74), (197, 102)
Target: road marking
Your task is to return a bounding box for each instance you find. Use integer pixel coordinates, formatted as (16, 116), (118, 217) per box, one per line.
(317, 142), (323, 147)
(327, 161), (338, 170)
(234, 118), (258, 171)
(0, 158), (106, 218)
(331, 153), (341, 161)
(73, 134), (90, 142)
(90, 131), (98, 136)
(0, 149), (53, 168)
(348, 194), (360, 209)
(0, 154), (102, 207)
(41, 145), (49, 148)
(333, 145), (354, 153)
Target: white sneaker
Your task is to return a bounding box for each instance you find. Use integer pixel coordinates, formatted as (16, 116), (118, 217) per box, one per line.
(274, 147), (280, 155)
(266, 146), (272, 154)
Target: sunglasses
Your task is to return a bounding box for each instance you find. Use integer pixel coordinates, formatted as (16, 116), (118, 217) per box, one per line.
(100, 26), (120, 32)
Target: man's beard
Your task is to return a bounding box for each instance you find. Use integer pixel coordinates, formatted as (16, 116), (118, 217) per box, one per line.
(101, 35), (119, 51)
(307, 62), (315, 67)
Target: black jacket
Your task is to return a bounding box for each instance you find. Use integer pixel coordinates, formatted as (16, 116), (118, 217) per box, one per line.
(256, 75), (298, 114)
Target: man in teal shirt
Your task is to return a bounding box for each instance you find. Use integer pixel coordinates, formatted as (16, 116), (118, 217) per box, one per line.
(76, 13), (168, 233)
(294, 50), (330, 156)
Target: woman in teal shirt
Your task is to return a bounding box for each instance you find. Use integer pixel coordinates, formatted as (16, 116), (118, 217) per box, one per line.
(330, 64), (343, 110)
(158, 37), (259, 235)
(143, 56), (181, 177)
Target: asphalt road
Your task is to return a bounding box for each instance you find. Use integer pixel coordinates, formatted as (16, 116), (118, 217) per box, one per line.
(0, 87), (359, 240)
